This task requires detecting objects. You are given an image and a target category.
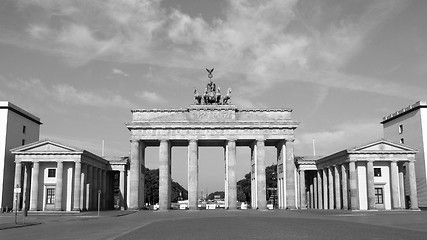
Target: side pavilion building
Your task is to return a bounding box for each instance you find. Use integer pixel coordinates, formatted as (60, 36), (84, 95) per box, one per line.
(11, 140), (129, 212)
(296, 139), (418, 211)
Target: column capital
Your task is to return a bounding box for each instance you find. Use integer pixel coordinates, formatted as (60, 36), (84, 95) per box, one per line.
(285, 138), (295, 143)
(188, 138), (198, 143)
(227, 138), (237, 143)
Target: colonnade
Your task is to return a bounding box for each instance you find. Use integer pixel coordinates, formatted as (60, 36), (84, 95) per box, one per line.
(299, 161), (418, 210)
(13, 160), (109, 211)
(128, 138), (296, 211)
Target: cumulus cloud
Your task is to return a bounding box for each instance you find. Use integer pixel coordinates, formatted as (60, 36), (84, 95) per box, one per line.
(135, 90), (166, 104)
(0, 76), (134, 109)
(112, 68), (130, 77)
(4, 0), (410, 96)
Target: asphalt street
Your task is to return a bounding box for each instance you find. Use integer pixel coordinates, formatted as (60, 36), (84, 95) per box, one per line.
(1, 210), (426, 240)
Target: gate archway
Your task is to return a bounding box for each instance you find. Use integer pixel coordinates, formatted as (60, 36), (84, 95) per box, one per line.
(126, 104), (299, 210)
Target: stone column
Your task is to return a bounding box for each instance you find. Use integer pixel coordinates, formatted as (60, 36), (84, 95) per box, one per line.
(328, 167), (334, 209)
(323, 168), (328, 209)
(366, 161), (376, 210)
(349, 161), (359, 210)
(129, 139), (141, 210)
(30, 162), (40, 211)
(250, 143), (257, 208)
(13, 161), (22, 211)
(227, 139), (237, 210)
(22, 164), (30, 211)
(317, 170), (323, 209)
(285, 139), (296, 209)
(310, 183), (314, 209)
(139, 142), (146, 208)
(334, 165), (341, 210)
(97, 168), (102, 210)
(313, 175), (318, 209)
(399, 163), (406, 209)
(92, 166), (97, 210)
(159, 139), (171, 211)
(276, 141), (284, 209)
(55, 161), (64, 211)
(188, 139), (199, 210)
(341, 164), (348, 210)
(86, 165), (92, 210)
(256, 139), (267, 210)
(102, 170), (107, 210)
(119, 169), (125, 210)
(390, 161), (400, 209)
(168, 144), (172, 209)
(299, 170), (306, 209)
(408, 161), (419, 210)
(80, 164), (86, 211)
(73, 161), (82, 211)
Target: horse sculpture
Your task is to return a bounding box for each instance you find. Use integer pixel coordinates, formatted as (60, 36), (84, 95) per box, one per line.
(222, 88), (232, 105)
(194, 89), (202, 105)
(193, 68), (232, 105)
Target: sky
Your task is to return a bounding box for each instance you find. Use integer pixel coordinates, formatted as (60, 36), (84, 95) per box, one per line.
(1, 0), (427, 193)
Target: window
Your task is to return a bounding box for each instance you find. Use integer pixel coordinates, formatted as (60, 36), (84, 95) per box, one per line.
(375, 188), (384, 204)
(374, 168), (382, 177)
(398, 124), (403, 134)
(21, 139), (25, 146)
(400, 138), (405, 144)
(22, 125), (26, 134)
(47, 169), (56, 178)
(46, 188), (55, 204)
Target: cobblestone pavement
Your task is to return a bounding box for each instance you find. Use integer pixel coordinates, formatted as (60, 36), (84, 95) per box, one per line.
(0, 210), (426, 240)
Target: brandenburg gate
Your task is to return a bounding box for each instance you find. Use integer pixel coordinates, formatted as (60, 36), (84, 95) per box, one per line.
(125, 69), (299, 211)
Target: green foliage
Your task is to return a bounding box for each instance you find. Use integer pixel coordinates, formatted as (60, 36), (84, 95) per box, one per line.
(144, 167), (188, 205)
(236, 164), (277, 202)
(207, 191), (225, 200)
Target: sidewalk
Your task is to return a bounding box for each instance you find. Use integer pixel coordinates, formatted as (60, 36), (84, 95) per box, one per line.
(0, 210), (137, 230)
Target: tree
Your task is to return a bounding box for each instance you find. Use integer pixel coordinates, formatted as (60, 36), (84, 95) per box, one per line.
(144, 167), (188, 205)
(207, 191), (225, 200)
(237, 172), (251, 203)
(236, 164), (277, 203)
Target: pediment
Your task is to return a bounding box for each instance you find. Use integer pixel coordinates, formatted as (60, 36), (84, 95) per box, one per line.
(349, 139), (416, 153)
(11, 140), (81, 153)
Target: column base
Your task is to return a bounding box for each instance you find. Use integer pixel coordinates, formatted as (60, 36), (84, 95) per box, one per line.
(72, 208), (81, 212)
(127, 207), (140, 210)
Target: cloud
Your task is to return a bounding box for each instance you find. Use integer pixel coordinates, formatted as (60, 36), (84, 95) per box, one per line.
(295, 121), (383, 156)
(135, 90), (166, 104)
(0, 75), (135, 109)
(112, 68), (130, 77)
(53, 84), (134, 108)
(3, 0), (411, 97)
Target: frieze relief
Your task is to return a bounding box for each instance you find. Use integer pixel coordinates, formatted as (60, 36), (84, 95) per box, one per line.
(134, 128), (293, 139)
(189, 110), (235, 121)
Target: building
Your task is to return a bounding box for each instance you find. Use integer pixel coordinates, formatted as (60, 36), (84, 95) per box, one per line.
(0, 101), (41, 211)
(10, 140), (129, 212)
(296, 139), (418, 210)
(125, 75), (299, 211)
(381, 101), (427, 208)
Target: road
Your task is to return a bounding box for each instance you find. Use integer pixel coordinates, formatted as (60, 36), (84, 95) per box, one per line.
(1, 210), (426, 240)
